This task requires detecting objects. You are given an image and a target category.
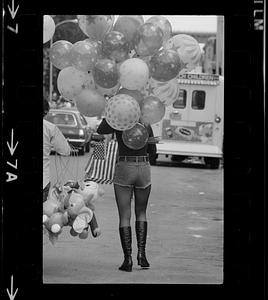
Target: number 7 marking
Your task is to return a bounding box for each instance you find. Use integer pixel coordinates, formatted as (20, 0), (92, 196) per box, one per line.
(7, 24), (18, 34)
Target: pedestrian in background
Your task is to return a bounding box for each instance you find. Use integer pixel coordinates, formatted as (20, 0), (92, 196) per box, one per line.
(43, 97), (71, 202)
(97, 118), (156, 272)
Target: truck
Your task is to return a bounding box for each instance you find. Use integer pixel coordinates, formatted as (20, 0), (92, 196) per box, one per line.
(150, 72), (224, 169)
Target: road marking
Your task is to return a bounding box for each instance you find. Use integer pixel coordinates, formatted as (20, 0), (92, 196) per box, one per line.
(192, 234), (203, 238)
(189, 211), (199, 215)
(187, 226), (206, 231)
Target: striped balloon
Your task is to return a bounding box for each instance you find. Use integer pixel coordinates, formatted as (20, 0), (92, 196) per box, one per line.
(141, 77), (180, 106)
(164, 34), (202, 68)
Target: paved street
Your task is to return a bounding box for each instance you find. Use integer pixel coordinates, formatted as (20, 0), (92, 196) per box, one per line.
(43, 153), (223, 284)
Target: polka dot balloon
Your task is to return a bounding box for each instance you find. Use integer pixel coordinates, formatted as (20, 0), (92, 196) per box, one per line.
(105, 94), (141, 131)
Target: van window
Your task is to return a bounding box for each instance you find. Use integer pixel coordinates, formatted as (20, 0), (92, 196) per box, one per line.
(173, 89), (187, 109)
(192, 90), (205, 110)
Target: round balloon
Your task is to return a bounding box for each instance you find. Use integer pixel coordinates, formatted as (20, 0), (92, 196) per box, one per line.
(117, 88), (144, 106)
(105, 94), (141, 131)
(77, 15), (114, 41)
(75, 88), (106, 117)
(101, 31), (130, 63)
(141, 77), (180, 106)
(164, 34), (202, 68)
(95, 82), (120, 97)
(49, 40), (73, 69)
(122, 123), (149, 150)
(149, 48), (182, 82)
(83, 72), (95, 90)
(92, 59), (119, 88)
(113, 15), (144, 50)
(140, 96), (165, 124)
(57, 66), (92, 100)
(119, 58), (149, 90)
(70, 40), (98, 72)
(145, 16), (172, 42)
(132, 52), (151, 67)
(43, 15), (55, 44)
(84, 39), (103, 57)
(133, 23), (164, 57)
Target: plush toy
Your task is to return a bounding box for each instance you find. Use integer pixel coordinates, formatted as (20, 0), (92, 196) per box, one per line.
(75, 180), (103, 237)
(43, 181), (103, 242)
(44, 211), (69, 234)
(66, 191), (94, 239)
(76, 181), (103, 204)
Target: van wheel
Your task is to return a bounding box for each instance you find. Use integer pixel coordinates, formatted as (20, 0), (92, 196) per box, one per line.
(149, 154), (158, 165)
(204, 157), (220, 169)
(171, 155), (187, 162)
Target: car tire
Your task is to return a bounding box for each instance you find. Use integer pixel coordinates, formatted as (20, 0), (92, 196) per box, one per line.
(85, 142), (90, 153)
(78, 145), (85, 156)
(204, 157), (220, 169)
(171, 155), (187, 162)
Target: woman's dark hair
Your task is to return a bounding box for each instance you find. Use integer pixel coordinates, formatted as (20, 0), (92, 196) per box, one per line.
(43, 97), (50, 117)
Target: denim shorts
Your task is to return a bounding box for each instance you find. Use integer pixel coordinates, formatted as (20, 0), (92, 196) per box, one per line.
(113, 160), (151, 189)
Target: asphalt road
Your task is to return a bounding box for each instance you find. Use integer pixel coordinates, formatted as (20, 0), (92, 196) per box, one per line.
(43, 153), (223, 284)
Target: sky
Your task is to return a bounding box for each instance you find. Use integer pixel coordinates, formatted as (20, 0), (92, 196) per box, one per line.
(114, 15), (218, 34)
(143, 15), (218, 33)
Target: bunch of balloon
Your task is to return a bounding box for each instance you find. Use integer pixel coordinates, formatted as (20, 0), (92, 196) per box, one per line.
(49, 15), (116, 117)
(48, 15), (202, 124)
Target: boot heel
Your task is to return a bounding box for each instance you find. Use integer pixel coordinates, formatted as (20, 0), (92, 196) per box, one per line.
(137, 253), (150, 268)
(119, 257), (133, 272)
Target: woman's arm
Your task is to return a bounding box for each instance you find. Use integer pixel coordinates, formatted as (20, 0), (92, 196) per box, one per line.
(96, 118), (114, 135)
(52, 126), (71, 156)
(146, 125), (157, 156)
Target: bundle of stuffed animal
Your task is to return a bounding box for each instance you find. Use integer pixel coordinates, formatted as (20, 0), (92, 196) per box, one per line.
(43, 180), (104, 244)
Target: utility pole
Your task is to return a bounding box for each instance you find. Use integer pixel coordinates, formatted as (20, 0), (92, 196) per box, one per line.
(216, 16), (224, 75)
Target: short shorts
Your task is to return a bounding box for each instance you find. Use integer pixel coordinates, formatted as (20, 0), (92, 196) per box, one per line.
(113, 160), (151, 189)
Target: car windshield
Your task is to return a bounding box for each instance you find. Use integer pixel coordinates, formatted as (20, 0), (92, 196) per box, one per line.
(47, 112), (76, 126)
(79, 113), (88, 126)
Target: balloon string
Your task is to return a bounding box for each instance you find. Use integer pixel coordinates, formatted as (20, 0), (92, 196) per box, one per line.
(55, 152), (71, 185)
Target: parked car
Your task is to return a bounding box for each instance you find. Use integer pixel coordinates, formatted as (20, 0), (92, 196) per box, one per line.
(45, 108), (92, 155)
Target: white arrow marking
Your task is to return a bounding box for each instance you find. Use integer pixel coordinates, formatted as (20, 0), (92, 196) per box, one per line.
(7, 129), (19, 155)
(6, 275), (18, 300)
(8, 0), (19, 19)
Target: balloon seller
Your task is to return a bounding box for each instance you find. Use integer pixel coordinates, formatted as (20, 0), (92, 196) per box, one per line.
(43, 98), (72, 202)
(97, 118), (156, 272)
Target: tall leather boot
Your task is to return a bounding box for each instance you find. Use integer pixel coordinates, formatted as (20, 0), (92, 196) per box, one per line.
(135, 221), (150, 268)
(118, 226), (133, 272)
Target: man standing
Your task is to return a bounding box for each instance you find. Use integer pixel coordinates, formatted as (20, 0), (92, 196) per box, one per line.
(43, 98), (71, 202)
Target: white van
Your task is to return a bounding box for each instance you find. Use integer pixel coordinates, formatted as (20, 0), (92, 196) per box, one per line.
(151, 73), (224, 169)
